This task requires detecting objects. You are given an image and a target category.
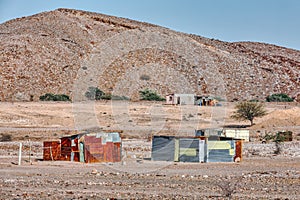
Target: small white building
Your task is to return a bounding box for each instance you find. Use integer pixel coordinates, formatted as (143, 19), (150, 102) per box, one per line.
(165, 94), (195, 105)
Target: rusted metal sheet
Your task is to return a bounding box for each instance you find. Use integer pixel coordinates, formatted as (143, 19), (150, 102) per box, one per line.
(234, 140), (243, 162)
(43, 141), (61, 161)
(84, 135), (121, 163)
(43, 132), (121, 163)
(60, 137), (71, 161)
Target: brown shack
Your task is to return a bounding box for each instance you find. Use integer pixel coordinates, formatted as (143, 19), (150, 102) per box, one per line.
(44, 132), (121, 163)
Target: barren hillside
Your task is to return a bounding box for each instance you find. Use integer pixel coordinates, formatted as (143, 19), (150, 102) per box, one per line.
(0, 8), (299, 102)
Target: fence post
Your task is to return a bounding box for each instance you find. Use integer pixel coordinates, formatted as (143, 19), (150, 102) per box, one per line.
(18, 142), (22, 165)
(50, 146), (53, 161)
(29, 140), (32, 164)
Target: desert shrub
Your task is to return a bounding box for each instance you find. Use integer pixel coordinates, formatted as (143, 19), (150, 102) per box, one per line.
(0, 133), (12, 142)
(216, 178), (241, 198)
(139, 88), (165, 101)
(85, 87), (130, 101)
(101, 94), (112, 100)
(263, 132), (288, 154)
(140, 74), (151, 81)
(111, 95), (130, 100)
(266, 93), (294, 102)
(39, 93), (71, 101)
(85, 87), (105, 100)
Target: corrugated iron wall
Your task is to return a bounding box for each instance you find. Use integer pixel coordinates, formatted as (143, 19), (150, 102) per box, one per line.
(151, 136), (175, 161)
(152, 136), (207, 162)
(43, 141), (61, 161)
(151, 136), (242, 163)
(43, 132), (121, 163)
(84, 135), (121, 163)
(60, 137), (71, 161)
(207, 140), (235, 162)
(234, 140), (243, 162)
(179, 138), (200, 162)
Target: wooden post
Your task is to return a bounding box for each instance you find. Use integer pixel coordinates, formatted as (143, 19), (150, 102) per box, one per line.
(18, 143), (22, 165)
(29, 140), (32, 164)
(50, 146), (53, 161)
(174, 138), (179, 162)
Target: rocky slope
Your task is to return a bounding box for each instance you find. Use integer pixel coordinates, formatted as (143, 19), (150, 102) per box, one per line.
(0, 8), (299, 102)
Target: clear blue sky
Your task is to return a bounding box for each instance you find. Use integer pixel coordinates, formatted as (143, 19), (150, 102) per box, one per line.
(0, 0), (299, 50)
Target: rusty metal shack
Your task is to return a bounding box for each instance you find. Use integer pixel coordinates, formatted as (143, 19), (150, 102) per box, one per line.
(43, 132), (121, 163)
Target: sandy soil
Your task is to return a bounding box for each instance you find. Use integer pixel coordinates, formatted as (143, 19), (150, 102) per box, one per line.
(0, 101), (299, 140)
(0, 101), (299, 199)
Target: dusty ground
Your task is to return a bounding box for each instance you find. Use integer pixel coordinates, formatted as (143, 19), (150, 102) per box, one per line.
(0, 101), (299, 199)
(0, 101), (299, 140)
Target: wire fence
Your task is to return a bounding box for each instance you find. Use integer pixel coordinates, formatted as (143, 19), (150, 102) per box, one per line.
(0, 141), (43, 165)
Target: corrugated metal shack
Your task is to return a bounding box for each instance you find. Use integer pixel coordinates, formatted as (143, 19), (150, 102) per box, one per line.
(151, 136), (207, 162)
(43, 132), (121, 163)
(151, 135), (242, 163)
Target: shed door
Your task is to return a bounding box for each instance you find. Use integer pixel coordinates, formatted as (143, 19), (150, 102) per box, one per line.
(79, 142), (85, 163)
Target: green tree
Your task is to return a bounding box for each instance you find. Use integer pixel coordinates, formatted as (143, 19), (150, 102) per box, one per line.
(266, 93), (294, 102)
(139, 88), (165, 101)
(231, 101), (267, 126)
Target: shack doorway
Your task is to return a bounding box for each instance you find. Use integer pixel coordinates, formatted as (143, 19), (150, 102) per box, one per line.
(79, 142), (85, 163)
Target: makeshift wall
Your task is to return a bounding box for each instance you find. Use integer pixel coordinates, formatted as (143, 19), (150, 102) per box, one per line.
(151, 136), (175, 161)
(151, 135), (242, 163)
(43, 141), (61, 161)
(151, 136), (206, 162)
(43, 132), (121, 163)
(178, 138), (206, 162)
(60, 135), (81, 161)
(84, 132), (121, 163)
(225, 129), (250, 142)
(207, 140), (235, 162)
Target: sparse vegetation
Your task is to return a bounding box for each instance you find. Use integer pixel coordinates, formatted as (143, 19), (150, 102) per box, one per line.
(111, 95), (130, 100)
(215, 177), (242, 199)
(139, 88), (165, 101)
(85, 87), (130, 101)
(85, 87), (105, 100)
(266, 93), (294, 102)
(140, 74), (151, 81)
(39, 93), (71, 101)
(0, 133), (12, 142)
(262, 131), (289, 154)
(231, 101), (267, 126)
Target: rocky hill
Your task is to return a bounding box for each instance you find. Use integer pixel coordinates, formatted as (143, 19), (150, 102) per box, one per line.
(0, 8), (299, 102)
